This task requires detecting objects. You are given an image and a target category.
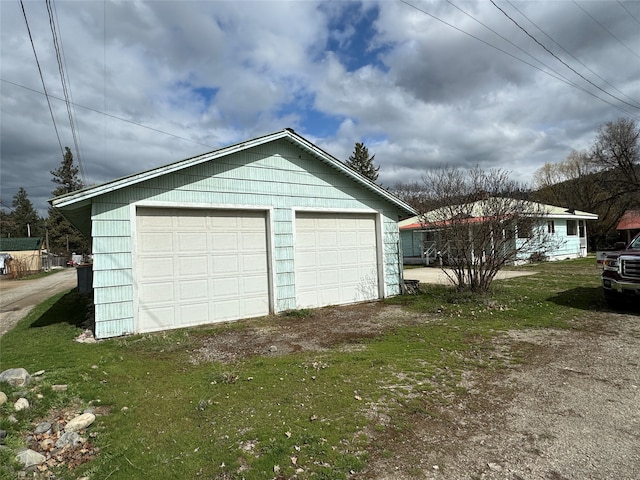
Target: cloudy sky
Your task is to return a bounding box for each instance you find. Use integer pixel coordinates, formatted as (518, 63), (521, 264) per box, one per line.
(1, 0), (639, 216)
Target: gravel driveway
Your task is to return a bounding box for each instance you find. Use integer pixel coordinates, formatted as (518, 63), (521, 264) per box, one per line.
(358, 309), (640, 479)
(0, 268), (77, 336)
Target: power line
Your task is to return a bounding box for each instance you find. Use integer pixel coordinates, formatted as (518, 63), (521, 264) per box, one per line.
(505, 0), (640, 109)
(1, 78), (218, 150)
(397, 0), (640, 121)
(491, 0), (640, 110)
(617, 1), (640, 26)
(18, 0), (64, 157)
(46, 0), (86, 184)
(443, 0), (607, 105)
(572, 0), (640, 63)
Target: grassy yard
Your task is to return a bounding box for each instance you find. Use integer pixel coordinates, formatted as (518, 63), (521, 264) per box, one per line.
(0, 258), (608, 479)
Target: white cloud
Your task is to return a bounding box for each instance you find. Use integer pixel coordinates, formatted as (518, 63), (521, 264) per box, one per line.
(1, 0), (638, 215)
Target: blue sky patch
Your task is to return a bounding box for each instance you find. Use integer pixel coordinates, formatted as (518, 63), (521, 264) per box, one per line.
(321, 2), (388, 72)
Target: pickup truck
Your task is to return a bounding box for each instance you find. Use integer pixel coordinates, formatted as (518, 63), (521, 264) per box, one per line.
(601, 232), (640, 305)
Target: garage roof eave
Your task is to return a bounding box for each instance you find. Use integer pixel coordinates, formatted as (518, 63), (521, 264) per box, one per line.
(48, 129), (417, 219)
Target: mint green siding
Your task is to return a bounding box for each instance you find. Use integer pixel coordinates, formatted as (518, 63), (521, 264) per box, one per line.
(89, 139), (405, 338)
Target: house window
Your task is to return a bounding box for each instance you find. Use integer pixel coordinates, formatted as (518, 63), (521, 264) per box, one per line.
(517, 223), (532, 238)
(566, 220), (577, 236)
(547, 221), (555, 234)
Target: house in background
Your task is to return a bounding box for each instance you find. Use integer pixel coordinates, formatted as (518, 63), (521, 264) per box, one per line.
(50, 129), (416, 339)
(0, 237), (44, 274)
(400, 201), (598, 265)
(616, 210), (640, 244)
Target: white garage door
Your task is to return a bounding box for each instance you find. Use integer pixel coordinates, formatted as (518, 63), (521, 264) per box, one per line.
(295, 212), (380, 308)
(136, 208), (269, 333)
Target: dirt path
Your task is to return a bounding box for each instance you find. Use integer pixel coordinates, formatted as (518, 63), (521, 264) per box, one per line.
(0, 269), (77, 336)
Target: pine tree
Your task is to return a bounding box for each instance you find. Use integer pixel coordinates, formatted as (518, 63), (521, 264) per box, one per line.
(10, 187), (43, 237)
(346, 142), (380, 183)
(47, 147), (89, 255)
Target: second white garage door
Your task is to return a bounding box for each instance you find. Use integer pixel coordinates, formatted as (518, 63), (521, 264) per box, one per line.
(136, 207), (270, 333)
(295, 212), (380, 308)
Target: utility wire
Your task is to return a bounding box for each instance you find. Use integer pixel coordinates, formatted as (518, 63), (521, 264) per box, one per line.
(18, 0), (64, 157)
(443, 0), (607, 106)
(506, 0), (640, 109)
(572, 0), (640, 63)
(1, 79), (218, 150)
(617, 0), (640, 26)
(46, 0), (86, 184)
(51, 0), (87, 183)
(491, 0), (640, 110)
(398, 0), (640, 121)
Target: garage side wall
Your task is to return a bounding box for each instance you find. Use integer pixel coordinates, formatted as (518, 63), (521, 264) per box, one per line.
(90, 139), (404, 338)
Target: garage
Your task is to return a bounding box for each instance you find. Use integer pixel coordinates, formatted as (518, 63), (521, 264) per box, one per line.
(136, 207), (270, 333)
(51, 129), (415, 338)
(295, 212), (380, 308)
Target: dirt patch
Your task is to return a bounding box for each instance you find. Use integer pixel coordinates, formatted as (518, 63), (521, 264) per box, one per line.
(191, 301), (639, 479)
(191, 302), (431, 363)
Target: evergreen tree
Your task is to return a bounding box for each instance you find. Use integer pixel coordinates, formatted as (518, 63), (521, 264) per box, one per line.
(47, 147), (89, 255)
(0, 207), (18, 238)
(346, 142), (380, 183)
(10, 187), (43, 238)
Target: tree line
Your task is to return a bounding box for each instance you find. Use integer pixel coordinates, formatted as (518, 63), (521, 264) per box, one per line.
(0, 147), (89, 257)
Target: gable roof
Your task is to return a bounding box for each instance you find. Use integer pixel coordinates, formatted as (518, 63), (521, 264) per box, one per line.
(399, 199), (598, 230)
(0, 237), (43, 252)
(50, 129), (416, 237)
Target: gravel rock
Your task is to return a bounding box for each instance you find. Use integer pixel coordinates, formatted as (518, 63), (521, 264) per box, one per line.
(0, 368), (31, 387)
(14, 397), (29, 411)
(55, 431), (84, 448)
(65, 412), (96, 432)
(15, 448), (45, 468)
(34, 422), (52, 435)
(0, 391), (7, 405)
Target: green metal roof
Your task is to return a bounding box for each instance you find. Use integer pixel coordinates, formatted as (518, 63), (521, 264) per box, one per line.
(0, 237), (43, 252)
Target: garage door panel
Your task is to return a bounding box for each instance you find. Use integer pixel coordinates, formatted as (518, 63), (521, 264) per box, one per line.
(138, 257), (174, 278)
(213, 299), (241, 320)
(319, 251), (339, 266)
(137, 208), (270, 333)
(177, 232), (207, 252)
(242, 233), (267, 250)
(212, 277), (239, 296)
(211, 255), (239, 273)
(179, 280), (208, 300)
(179, 256), (209, 276)
(243, 254), (268, 271)
(243, 275), (269, 294)
(179, 303), (208, 323)
(139, 232), (174, 254)
(139, 281), (174, 303)
(139, 305), (174, 332)
(211, 232), (238, 251)
(295, 213), (379, 309)
(177, 214), (207, 229)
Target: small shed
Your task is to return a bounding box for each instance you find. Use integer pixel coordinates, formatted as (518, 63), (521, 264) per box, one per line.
(50, 129), (416, 338)
(0, 237), (43, 274)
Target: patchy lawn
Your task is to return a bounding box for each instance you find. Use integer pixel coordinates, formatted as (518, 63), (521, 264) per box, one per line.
(1, 258), (638, 479)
